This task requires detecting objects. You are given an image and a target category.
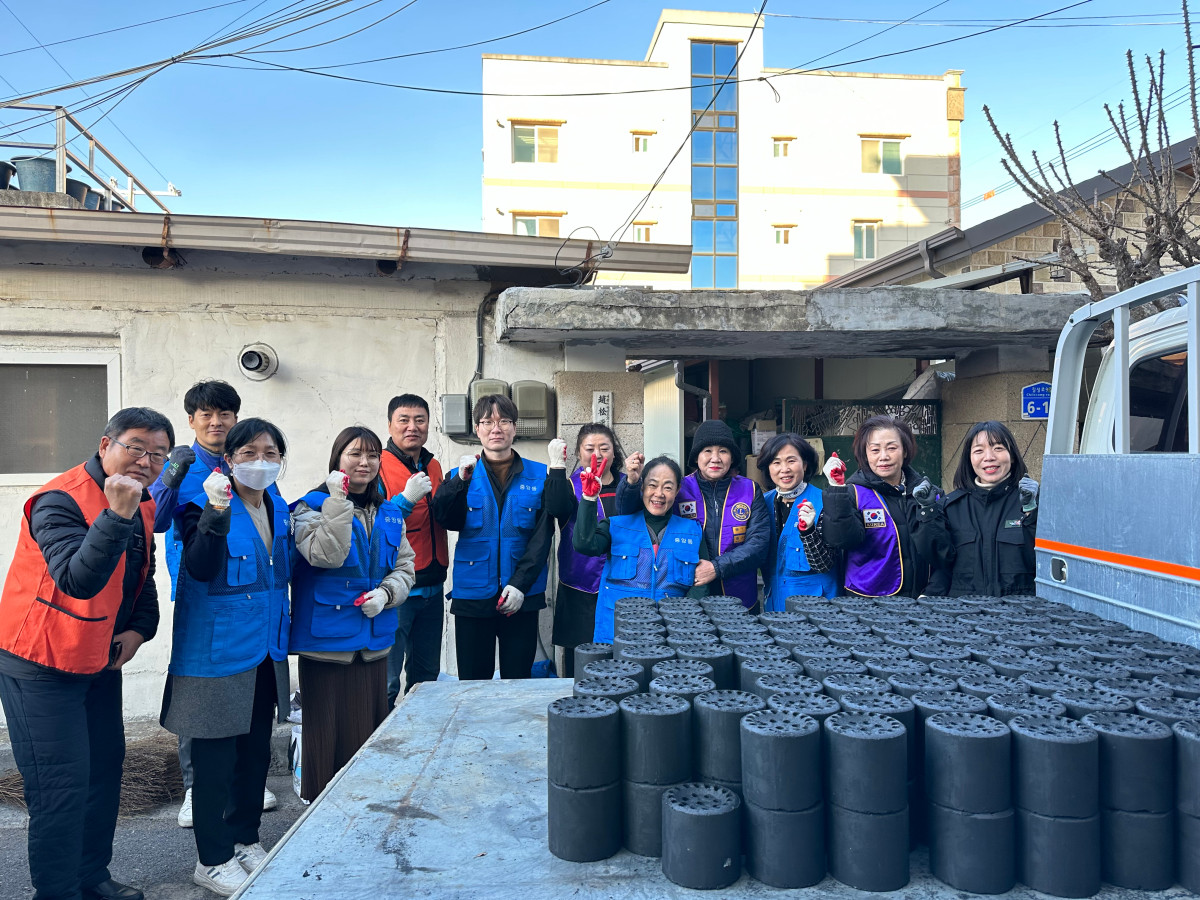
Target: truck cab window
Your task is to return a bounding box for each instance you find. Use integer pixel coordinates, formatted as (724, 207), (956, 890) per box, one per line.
(1125, 348), (1188, 452)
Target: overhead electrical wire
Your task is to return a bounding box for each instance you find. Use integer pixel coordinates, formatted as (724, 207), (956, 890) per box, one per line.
(764, 11), (1181, 27)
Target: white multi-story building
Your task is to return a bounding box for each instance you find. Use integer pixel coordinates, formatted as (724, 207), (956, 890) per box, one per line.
(482, 9), (965, 289)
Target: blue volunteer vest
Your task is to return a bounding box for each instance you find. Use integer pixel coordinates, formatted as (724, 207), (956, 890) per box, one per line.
(593, 513), (703, 643)
(289, 492), (408, 653)
(170, 492), (291, 677)
(762, 484), (839, 610)
(451, 457), (549, 600)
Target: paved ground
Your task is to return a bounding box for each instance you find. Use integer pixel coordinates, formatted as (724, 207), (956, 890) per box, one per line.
(0, 723), (304, 900)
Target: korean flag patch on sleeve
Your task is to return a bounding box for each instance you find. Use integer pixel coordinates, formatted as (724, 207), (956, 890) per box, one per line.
(863, 508), (886, 528)
(679, 500), (697, 518)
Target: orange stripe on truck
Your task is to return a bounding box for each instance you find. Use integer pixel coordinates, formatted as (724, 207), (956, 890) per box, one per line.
(1035, 537), (1200, 583)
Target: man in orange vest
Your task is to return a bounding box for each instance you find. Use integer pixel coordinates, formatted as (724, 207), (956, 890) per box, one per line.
(379, 394), (447, 708)
(0, 407), (172, 900)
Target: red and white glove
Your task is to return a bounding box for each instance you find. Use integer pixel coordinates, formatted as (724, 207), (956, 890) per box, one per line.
(547, 438), (568, 470)
(326, 469), (349, 500)
(497, 584), (525, 616)
(203, 468), (233, 510)
(458, 455), (478, 480)
(355, 588), (388, 618)
(796, 500), (816, 532)
(579, 453), (607, 500)
(822, 452), (846, 486)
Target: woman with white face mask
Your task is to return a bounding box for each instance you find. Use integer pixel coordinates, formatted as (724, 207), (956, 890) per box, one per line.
(161, 418), (292, 897)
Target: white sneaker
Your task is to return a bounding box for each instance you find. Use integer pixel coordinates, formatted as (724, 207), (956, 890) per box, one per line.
(234, 841), (268, 873)
(193, 858), (247, 897)
(177, 788), (193, 828)
(262, 787), (277, 811)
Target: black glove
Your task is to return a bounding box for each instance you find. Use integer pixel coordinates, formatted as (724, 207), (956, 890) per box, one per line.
(160, 446), (196, 490)
(911, 477), (937, 509)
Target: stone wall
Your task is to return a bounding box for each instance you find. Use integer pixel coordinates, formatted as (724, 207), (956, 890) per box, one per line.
(552, 370), (644, 461)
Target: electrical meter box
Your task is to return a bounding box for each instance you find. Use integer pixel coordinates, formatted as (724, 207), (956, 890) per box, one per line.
(440, 394), (470, 436)
(468, 379), (510, 413)
(511, 380), (552, 439)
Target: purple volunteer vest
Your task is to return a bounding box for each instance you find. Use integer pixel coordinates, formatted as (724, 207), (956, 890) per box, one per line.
(556, 469), (609, 593)
(676, 473), (758, 607)
(843, 485), (904, 597)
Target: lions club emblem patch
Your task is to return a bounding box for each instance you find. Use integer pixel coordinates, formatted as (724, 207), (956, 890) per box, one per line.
(863, 508), (886, 528)
(731, 502), (751, 522)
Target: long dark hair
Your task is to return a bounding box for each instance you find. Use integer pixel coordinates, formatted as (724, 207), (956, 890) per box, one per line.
(574, 423), (626, 473)
(328, 425), (386, 507)
(954, 421), (1027, 492)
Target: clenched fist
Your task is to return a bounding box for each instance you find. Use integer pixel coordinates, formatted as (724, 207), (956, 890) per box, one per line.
(203, 469), (233, 510)
(796, 500), (816, 532)
(624, 451), (645, 485)
(458, 455), (479, 480)
(103, 474), (143, 520)
(822, 452), (846, 487)
(547, 438), (568, 470)
(402, 471), (432, 504)
(326, 469), (349, 500)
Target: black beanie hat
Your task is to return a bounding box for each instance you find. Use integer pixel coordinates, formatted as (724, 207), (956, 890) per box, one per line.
(688, 418), (742, 474)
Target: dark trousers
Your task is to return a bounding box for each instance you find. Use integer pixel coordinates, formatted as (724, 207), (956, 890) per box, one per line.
(298, 656), (388, 801)
(0, 667), (124, 900)
(189, 659), (276, 866)
(454, 609), (539, 681)
(386, 587), (444, 708)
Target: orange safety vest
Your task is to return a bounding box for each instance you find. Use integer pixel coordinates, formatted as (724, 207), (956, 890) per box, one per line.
(379, 450), (448, 572)
(0, 464), (154, 675)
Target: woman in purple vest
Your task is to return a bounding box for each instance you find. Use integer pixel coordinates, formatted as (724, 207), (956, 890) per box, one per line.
(619, 419), (770, 610)
(543, 424), (625, 676)
(821, 415), (942, 598)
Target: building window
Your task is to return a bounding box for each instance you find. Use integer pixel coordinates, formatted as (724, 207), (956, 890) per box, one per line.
(861, 139), (902, 175)
(512, 214), (561, 238)
(773, 138), (793, 158)
(633, 135), (650, 153)
(691, 40), (739, 290)
(512, 124), (558, 163)
(0, 352), (120, 483)
(853, 221), (878, 260)
(774, 226), (794, 244)
(634, 223), (652, 242)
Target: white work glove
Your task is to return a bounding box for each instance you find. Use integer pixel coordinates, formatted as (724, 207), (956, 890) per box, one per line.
(402, 471), (432, 504)
(203, 468), (233, 510)
(547, 438), (568, 469)
(497, 584), (525, 616)
(458, 454), (478, 480)
(357, 588), (389, 618)
(822, 452), (846, 486)
(326, 469), (349, 501)
(796, 500), (816, 532)
(1019, 476), (1039, 512)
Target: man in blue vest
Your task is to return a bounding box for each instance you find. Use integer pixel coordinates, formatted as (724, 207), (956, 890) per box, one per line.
(147, 380), (276, 828)
(432, 394), (552, 681)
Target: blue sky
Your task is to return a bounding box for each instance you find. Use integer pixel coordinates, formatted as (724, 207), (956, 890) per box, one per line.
(0, 1), (1190, 231)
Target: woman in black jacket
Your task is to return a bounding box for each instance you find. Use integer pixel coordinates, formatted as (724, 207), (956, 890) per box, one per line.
(821, 415), (941, 598)
(923, 421), (1039, 597)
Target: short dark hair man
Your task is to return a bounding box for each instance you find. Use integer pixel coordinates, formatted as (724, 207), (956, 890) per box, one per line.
(0, 407), (172, 900)
(379, 393), (447, 707)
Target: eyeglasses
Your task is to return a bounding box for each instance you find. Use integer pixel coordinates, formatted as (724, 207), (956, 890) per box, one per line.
(231, 449), (282, 463)
(477, 418), (515, 430)
(112, 439), (168, 466)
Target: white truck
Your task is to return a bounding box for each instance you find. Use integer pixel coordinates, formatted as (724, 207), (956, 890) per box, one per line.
(1039, 268), (1199, 645)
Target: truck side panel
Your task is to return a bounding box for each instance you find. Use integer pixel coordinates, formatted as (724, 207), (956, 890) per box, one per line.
(1036, 454), (1200, 647)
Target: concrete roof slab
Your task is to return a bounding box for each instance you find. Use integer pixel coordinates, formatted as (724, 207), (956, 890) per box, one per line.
(497, 286), (1088, 358)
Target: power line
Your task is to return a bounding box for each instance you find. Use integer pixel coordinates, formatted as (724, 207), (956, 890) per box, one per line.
(0, 1), (254, 61)
(764, 11), (1180, 28)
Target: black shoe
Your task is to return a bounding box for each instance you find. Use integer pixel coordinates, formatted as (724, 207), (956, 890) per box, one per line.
(83, 878), (144, 900)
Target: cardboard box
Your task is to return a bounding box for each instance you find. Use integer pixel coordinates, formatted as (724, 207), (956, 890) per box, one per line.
(751, 418), (777, 454)
(743, 454), (762, 485)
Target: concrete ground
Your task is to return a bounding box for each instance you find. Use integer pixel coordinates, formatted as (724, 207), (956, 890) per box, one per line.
(0, 721), (304, 900)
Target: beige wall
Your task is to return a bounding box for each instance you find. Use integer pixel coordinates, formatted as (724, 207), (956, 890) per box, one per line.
(0, 253), (564, 721)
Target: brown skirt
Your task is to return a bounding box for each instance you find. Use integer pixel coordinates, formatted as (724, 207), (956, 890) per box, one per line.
(297, 655), (388, 802)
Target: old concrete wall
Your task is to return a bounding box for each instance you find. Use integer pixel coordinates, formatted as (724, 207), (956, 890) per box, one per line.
(939, 369), (1051, 488)
(552, 370), (644, 463)
(0, 248), (565, 722)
